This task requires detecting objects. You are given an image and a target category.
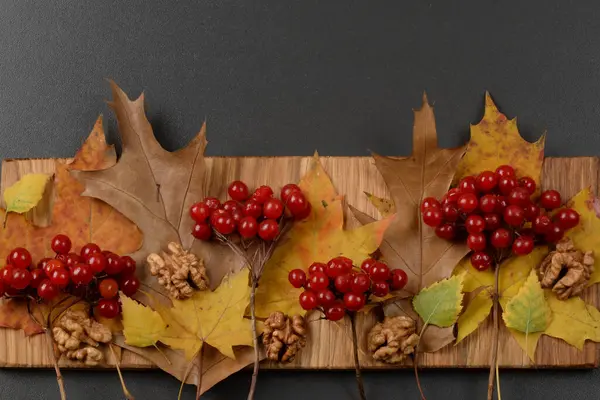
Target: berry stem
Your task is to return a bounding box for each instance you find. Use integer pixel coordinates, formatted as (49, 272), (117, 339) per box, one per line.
(487, 263), (500, 400)
(247, 274), (260, 400)
(349, 312), (367, 400)
(45, 328), (67, 400)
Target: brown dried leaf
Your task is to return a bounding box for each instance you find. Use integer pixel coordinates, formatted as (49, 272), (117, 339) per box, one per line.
(0, 299), (44, 336)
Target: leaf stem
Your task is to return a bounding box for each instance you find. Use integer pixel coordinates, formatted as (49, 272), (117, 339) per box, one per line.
(349, 312), (367, 400)
(110, 344), (134, 400)
(196, 346), (204, 400)
(487, 263), (500, 400)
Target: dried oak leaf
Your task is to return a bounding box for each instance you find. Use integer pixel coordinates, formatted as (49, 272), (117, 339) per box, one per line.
(73, 82), (243, 290)
(0, 116), (142, 335)
(452, 92), (545, 187)
(353, 94), (468, 352)
(255, 154), (393, 318)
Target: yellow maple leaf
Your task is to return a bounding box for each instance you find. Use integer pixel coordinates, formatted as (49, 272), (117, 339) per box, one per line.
(453, 92), (545, 186)
(255, 154), (392, 317)
(456, 290), (492, 344)
(453, 256), (494, 293)
(121, 295), (167, 347)
(364, 192), (395, 218)
(544, 293), (600, 349)
(502, 270), (551, 334)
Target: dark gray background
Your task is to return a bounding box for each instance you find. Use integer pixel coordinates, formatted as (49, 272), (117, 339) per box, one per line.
(0, 0), (599, 399)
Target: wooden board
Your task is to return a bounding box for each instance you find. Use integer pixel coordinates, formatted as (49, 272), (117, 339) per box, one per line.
(0, 156), (597, 370)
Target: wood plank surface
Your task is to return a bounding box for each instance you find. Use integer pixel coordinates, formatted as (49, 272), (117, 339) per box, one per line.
(0, 156), (597, 370)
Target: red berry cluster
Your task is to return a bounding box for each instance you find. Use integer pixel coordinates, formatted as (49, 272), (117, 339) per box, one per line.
(0, 234), (140, 319)
(420, 165), (580, 271)
(190, 181), (310, 241)
(288, 257), (408, 321)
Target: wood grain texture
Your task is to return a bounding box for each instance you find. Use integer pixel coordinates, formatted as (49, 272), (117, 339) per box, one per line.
(0, 156), (597, 370)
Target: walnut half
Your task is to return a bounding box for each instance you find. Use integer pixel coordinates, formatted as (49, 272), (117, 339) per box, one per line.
(368, 316), (419, 364)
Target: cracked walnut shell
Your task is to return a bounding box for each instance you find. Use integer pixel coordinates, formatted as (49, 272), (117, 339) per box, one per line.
(262, 311), (307, 363)
(538, 238), (594, 300)
(147, 242), (209, 299)
(368, 316), (419, 364)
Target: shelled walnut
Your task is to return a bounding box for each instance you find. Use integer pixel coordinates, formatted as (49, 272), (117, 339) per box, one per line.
(538, 238), (594, 300)
(52, 310), (112, 366)
(262, 311), (307, 363)
(368, 316), (419, 364)
(147, 242), (209, 299)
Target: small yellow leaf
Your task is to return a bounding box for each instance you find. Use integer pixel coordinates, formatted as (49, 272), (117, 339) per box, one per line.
(453, 92), (545, 188)
(364, 192), (395, 217)
(3, 173), (51, 214)
(502, 270), (551, 334)
(121, 295), (167, 347)
(456, 290), (493, 344)
(453, 256), (494, 293)
(544, 292), (600, 350)
(499, 246), (549, 299)
(413, 274), (464, 328)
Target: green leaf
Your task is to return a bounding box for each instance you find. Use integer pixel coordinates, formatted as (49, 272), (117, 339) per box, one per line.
(3, 173), (51, 214)
(413, 274), (464, 328)
(502, 270), (551, 334)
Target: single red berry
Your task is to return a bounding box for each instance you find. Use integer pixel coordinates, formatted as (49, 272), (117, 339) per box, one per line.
(98, 298), (120, 319)
(308, 262), (326, 275)
(343, 292), (366, 311)
(80, 243), (101, 259)
(258, 219), (280, 241)
(444, 188), (462, 204)
(479, 194), (497, 213)
(351, 273), (371, 294)
(243, 199), (263, 219)
(288, 269), (307, 288)
(11, 268), (31, 290)
(540, 190), (561, 210)
(209, 209), (228, 227)
(29, 269), (45, 289)
(390, 269), (408, 290)
(121, 275), (140, 297)
(0, 280), (5, 296)
(370, 262), (390, 282)
(85, 252), (107, 274)
(287, 191), (309, 216)
(435, 223), (456, 240)
(422, 207), (444, 227)
(524, 203), (541, 221)
(55, 254), (68, 263)
(1, 266), (14, 286)
(121, 256), (136, 276)
(324, 301), (345, 321)
(498, 177), (517, 195)
(554, 208), (580, 230)
(37, 258), (51, 271)
(495, 165), (515, 179)
(545, 224), (564, 243)
(420, 197), (441, 213)
(299, 291), (319, 310)
(192, 222), (212, 240)
(190, 202), (211, 222)
(71, 264), (93, 285)
(37, 279), (59, 301)
(470, 252), (492, 271)
(51, 234), (72, 255)
(238, 216), (258, 239)
(228, 180), (250, 202)
(360, 258), (377, 275)
(490, 228), (513, 248)
(222, 200), (244, 215)
(316, 289), (336, 307)
(372, 281), (389, 297)
(519, 177), (537, 195)
(533, 215), (552, 234)
(494, 195), (508, 213)
(293, 202), (312, 220)
(465, 215), (486, 234)
(49, 267), (70, 288)
(508, 187), (531, 208)
(467, 233), (487, 251)
(326, 257), (352, 278)
(105, 253), (124, 275)
(203, 197), (221, 211)
(252, 185), (274, 204)
(281, 184), (301, 204)
(213, 211), (236, 235)
(512, 236), (534, 256)
(458, 176), (477, 193)
(263, 198), (284, 219)
(66, 253), (82, 269)
(457, 193), (478, 214)
(334, 273), (353, 293)
(476, 171), (498, 192)
(503, 205), (525, 227)
(99, 278), (119, 299)
(309, 271), (329, 291)
(231, 209), (244, 225)
(8, 248), (32, 269)
(44, 259), (64, 276)
(442, 203), (459, 222)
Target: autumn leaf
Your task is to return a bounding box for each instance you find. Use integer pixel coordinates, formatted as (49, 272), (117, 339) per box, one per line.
(73, 82), (242, 289)
(456, 290), (492, 344)
(121, 295), (166, 347)
(0, 298), (44, 335)
(364, 192), (395, 218)
(502, 270), (551, 334)
(255, 154), (393, 318)
(354, 94), (467, 351)
(453, 92), (545, 186)
(544, 293), (600, 349)
(453, 256), (494, 293)
(3, 173), (52, 224)
(413, 274), (464, 328)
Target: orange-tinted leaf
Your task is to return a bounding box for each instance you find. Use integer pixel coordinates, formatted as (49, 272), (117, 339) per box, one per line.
(0, 299), (43, 336)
